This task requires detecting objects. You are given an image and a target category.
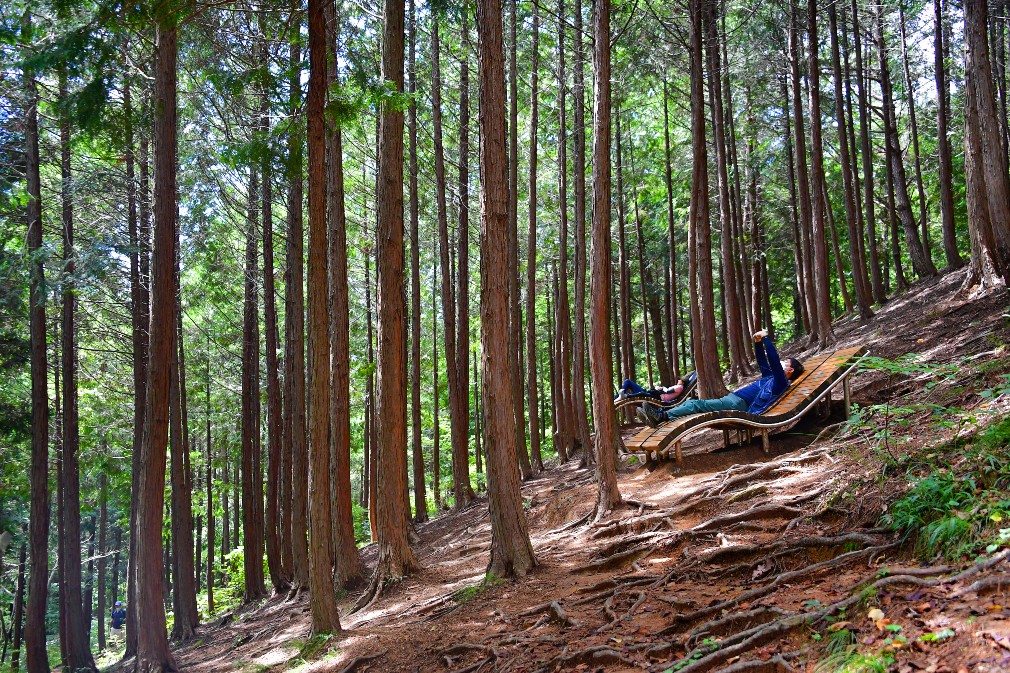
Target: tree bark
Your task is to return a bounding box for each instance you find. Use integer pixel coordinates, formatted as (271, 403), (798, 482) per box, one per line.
(781, 74), (807, 335)
(788, 0), (818, 342)
(875, 7), (937, 282)
(571, 0), (591, 456)
(408, 0), (427, 523)
(324, 0), (363, 587)
(662, 78), (680, 380)
(556, 0), (575, 458)
(898, 5), (933, 263)
(367, 0), (419, 599)
(432, 17), (475, 506)
(240, 148), (265, 605)
(11, 538), (26, 673)
(205, 387), (214, 613)
(24, 41), (49, 650)
(829, 2), (873, 318)
(805, 0), (835, 347)
(261, 25), (286, 594)
(57, 65), (97, 673)
(306, 0), (340, 632)
(134, 3), (180, 666)
(615, 105), (635, 419)
(965, 0), (1010, 280)
(508, 0), (531, 479)
(934, 0), (962, 269)
(705, 7), (751, 376)
(591, 0), (622, 516)
(284, 26), (309, 592)
(526, 4), (543, 475)
(852, 0), (886, 303)
(456, 15), (472, 498)
(97, 475), (107, 650)
(689, 0), (727, 398)
(476, 0), (538, 577)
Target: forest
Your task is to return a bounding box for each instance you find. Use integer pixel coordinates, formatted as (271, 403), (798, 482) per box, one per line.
(4, 0), (1010, 669)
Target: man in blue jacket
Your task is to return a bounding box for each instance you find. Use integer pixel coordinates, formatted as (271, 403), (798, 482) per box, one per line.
(638, 330), (804, 427)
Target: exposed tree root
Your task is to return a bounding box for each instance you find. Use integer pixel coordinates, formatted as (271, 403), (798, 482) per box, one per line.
(684, 606), (795, 649)
(691, 504), (804, 532)
(950, 573), (1010, 597)
(335, 650), (387, 673)
(663, 543), (897, 630)
(698, 531), (884, 564)
(710, 652), (799, 672)
(535, 645), (636, 672)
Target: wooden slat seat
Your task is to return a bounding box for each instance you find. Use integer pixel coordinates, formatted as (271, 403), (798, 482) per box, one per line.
(625, 346), (868, 463)
(614, 373), (698, 412)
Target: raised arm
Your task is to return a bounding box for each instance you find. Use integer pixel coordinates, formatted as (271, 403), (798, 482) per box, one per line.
(761, 336), (787, 389)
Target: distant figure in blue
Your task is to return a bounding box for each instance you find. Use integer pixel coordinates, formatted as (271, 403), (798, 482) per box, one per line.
(638, 331), (804, 427)
(109, 600), (127, 644)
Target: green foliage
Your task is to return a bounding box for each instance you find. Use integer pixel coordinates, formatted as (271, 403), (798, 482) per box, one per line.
(883, 431), (1010, 561)
(452, 573), (505, 604)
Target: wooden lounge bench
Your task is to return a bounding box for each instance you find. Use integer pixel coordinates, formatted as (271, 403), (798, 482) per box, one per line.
(624, 345), (868, 463)
(614, 372), (698, 412)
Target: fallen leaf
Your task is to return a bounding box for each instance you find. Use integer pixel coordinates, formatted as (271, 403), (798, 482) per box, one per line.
(916, 602), (932, 612)
(828, 621), (852, 632)
(868, 608), (886, 622)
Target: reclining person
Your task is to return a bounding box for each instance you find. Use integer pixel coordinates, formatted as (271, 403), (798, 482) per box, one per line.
(638, 330), (803, 427)
(615, 378), (686, 403)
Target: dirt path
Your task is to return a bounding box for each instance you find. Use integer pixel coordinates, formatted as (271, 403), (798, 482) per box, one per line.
(120, 269), (1010, 673)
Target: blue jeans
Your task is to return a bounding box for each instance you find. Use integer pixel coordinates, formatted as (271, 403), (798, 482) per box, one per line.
(621, 379), (646, 395)
(660, 393), (749, 421)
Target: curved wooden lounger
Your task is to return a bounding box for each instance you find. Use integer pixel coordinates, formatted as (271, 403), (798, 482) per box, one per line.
(614, 373), (698, 412)
(625, 346), (868, 463)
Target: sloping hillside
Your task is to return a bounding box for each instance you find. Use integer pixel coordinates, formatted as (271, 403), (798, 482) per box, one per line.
(140, 270), (1010, 673)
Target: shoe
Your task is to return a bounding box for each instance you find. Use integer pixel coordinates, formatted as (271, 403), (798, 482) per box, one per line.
(637, 405), (659, 428)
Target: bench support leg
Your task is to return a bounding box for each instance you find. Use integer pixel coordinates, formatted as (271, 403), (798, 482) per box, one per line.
(675, 441), (682, 464)
(722, 429), (729, 449)
(761, 429), (769, 453)
(843, 377), (851, 419)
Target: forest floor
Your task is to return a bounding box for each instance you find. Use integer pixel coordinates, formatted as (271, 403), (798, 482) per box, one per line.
(121, 268), (1010, 673)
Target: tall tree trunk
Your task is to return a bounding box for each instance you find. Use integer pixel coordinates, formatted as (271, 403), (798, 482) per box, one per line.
(508, 0), (531, 478)
(805, 0), (835, 347)
(526, 4), (543, 475)
(965, 0), (1010, 280)
(781, 74), (808, 334)
(853, 0), (886, 302)
(628, 128), (655, 386)
(363, 0), (419, 604)
(284, 27), (309, 592)
(476, 0), (537, 577)
(898, 5), (933, 262)
(829, 2), (873, 318)
(789, 0), (818, 342)
(875, 7), (937, 281)
(261, 26), (286, 593)
(615, 106), (634, 419)
(324, 0), (363, 586)
(432, 268), (441, 510)
(122, 63), (148, 660)
(240, 153), (265, 604)
(57, 65), (96, 673)
(455, 15), (472, 499)
(306, 0), (340, 633)
(689, 0), (727, 398)
(170, 283), (198, 637)
(705, 8), (750, 377)
(571, 0), (591, 455)
(590, 0), (622, 517)
(934, 0), (963, 269)
(365, 255), (375, 534)
(134, 2), (180, 667)
(408, 0), (427, 523)
(432, 18), (475, 506)
(556, 0), (575, 457)
(11, 538), (26, 673)
(97, 475), (107, 651)
(662, 79), (680, 379)
(205, 387), (214, 613)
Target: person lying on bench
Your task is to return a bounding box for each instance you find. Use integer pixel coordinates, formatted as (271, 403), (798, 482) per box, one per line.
(615, 378), (686, 403)
(638, 330), (804, 427)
